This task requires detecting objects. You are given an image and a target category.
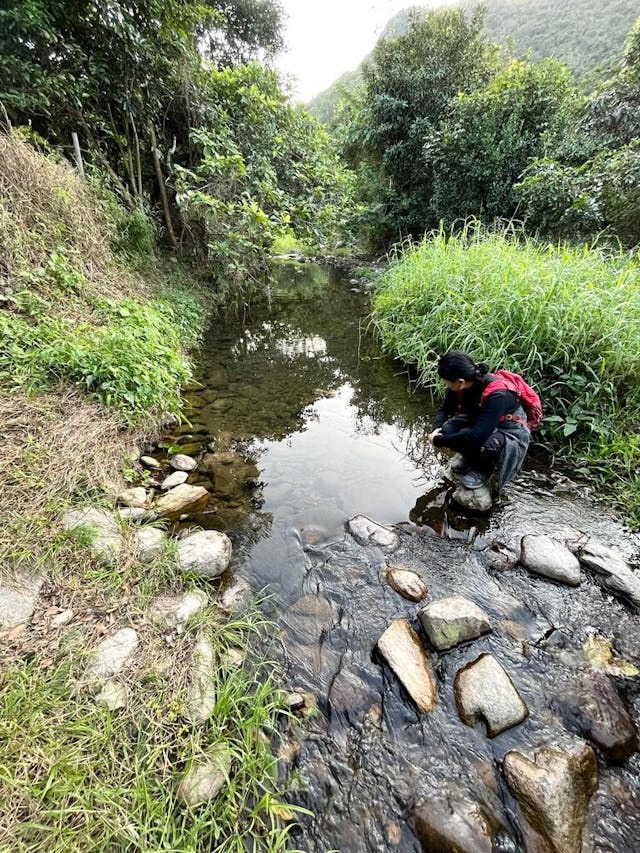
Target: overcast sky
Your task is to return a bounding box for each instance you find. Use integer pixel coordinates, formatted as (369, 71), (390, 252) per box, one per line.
(275, 1), (439, 102)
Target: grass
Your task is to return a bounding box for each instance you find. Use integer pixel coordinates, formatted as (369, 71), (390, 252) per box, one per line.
(0, 132), (207, 426)
(0, 132), (307, 851)
(0, 609), (306, 853)
(371, 223), (640, 524)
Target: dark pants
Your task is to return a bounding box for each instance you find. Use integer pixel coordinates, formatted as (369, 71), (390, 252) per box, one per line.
(441, 416), (505, 473)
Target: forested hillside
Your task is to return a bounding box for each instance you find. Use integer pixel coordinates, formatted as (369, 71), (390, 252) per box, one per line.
(308, 0), (638, 123)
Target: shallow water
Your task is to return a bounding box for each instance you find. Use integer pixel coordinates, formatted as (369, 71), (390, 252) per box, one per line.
(175, 260), (640, 852)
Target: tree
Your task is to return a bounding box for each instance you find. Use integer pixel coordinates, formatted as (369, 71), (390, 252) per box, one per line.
(424, 59), (577, 226)
(347, 8), (499, 242)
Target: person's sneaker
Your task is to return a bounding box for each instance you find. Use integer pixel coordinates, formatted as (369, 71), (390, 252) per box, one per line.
(450, 454), (471, 475)
(460, 469), (492, 490)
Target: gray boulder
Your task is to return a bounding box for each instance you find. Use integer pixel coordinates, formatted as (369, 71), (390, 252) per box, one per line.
(503, 739), (598, 853)
(455, 654), (528, 737)
(133, 526), (167, 563)
(185, 635), (216, 724)
(62, 507), (123, 563)
(0, 571), (44, 629)
(169, 453), (198, 472)
(452, 484), (493, 513)
(177, 530), (232, 578)
(419, 596), (491, 651)
(178, 747), (232, 806)
(161, 470), (189, 490)
(574, 537), (640, 608)
(520, 534), (581, 586)
(147, 590), (208, 630)
(116, 487), (148, 508)
(87, 627), (139, 681)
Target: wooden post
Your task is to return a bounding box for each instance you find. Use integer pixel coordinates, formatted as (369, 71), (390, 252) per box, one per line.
(71, 132), (84, 178)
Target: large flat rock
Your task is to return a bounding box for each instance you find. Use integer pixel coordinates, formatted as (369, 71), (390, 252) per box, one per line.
(347, 515), (400, 551)
(455, 654), (528, 737)
(503, 740), (598, 853)
(575, 537), (640, 608)
(377, 618), (437, 713)
(520, 534), (581, 586)
(419, 595), (491, 651)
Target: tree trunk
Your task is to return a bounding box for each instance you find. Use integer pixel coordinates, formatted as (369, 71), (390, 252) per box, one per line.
(149, 125), (178, 250)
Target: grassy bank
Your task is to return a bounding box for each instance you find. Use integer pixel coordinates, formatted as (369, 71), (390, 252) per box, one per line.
(371, 225), (640, 524)
(0, 134), (303, 850)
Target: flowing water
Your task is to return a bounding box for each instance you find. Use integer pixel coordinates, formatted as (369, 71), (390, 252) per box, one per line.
(172, 260), (640, 852)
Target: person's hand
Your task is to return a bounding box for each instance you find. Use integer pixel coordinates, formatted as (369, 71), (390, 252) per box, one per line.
(428, 428), (442, 444)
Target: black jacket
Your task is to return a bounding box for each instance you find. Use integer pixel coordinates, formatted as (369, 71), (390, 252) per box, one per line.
(432, 374), (520, 452)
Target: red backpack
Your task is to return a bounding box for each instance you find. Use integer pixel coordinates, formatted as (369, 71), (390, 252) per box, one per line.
(479, 369), (543, 430)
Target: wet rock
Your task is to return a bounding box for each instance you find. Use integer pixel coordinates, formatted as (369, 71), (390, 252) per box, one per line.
(155, 484), (209, 519)
(328, 664), (379, 716)
(169, 453), (198, 472)
(411, 793), (494, 853)
(185, 635), (216, 724)
(582, 635), (639, 677)
(95, 679), (128, 710)
(284, 692), (306, 712)
(384, 566), (428, 602)
(177, 747), (232, 806)
(574, 537), (640, 608)
(161, 470), (188, 490)
(87, 628), (139, 680)
(554, 672), (638, 762)
(484, 542), (518, 572)
(452, 484), (492, 513)
(147, 590), (209, 630)
(0, 571), (44, 629)
(176, 530), (232, 578)
(133, 526), (166, 563)
(519, 535), (581, 586)
(503, 740), (598, 853)
(116, 487), (148, 508)
(377, 618), (438, 713)
(140, 455), (161, 469)
(281, 595), (336, 645)
(347, 515), (400, 551)
(62, 507), (123, 563)
(218, 576), (252, 612)
(455, 654), (528, 737)
(418, 596), (491, 651)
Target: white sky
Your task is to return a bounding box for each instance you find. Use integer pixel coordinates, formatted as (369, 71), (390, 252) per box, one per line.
(275, 1), (438, 102)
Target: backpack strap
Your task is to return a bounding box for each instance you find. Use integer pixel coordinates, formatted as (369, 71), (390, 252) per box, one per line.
(480, 378), (529, 429)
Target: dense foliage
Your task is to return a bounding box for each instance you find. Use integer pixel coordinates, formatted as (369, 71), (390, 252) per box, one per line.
(0, 0), (352, 299)
(372, 226), (640, 521)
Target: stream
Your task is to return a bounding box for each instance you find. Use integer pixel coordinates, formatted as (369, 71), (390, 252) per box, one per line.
(168, 259), (640, 852)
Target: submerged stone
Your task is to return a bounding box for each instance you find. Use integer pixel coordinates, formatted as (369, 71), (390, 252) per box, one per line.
(411, 792), (494, 853)
(503, 740), (598, 853)
(455, 654), (528, 737)
(554, 672), (638, 762)
(520, 534), (581, 586)
(377, 618), (437, 713)
(347, 515), (400, 551)
(419, 596), (491, 651)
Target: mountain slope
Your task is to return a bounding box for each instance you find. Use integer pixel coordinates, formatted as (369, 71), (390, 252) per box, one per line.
(308, 0), (638, 122)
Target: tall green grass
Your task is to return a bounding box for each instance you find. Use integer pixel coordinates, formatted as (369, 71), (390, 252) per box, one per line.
(371, 225), (640, 521)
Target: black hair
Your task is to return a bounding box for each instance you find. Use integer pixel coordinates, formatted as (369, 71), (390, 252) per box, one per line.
(437, 350), (489, 382)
